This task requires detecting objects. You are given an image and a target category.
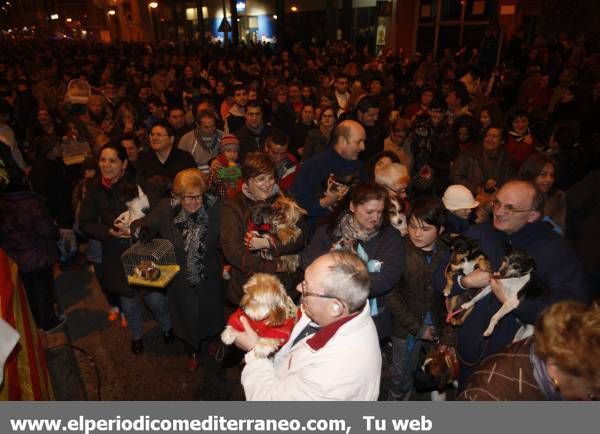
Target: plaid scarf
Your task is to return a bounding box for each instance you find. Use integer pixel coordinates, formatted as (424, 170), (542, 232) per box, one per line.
(173, 205), (210, 285)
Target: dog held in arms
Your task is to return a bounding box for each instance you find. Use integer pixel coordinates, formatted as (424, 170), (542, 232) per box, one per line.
(248, 195), (307, 273)
(221, 273), (301, 357)
(388, 195), (408, 237)
(113, 183), (150, 231)
(459, 248), (539, 340)
(443, 235), (493, 326)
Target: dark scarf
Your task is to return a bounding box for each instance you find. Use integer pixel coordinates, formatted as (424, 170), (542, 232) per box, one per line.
(333, 212), (380, 244)
(530, 342), (564, 401)
(173, 204), (210, 285)
(193, 127), (220, 153)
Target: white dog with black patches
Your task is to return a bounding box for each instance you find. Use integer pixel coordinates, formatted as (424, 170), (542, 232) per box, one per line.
(388, 196), (408, 236)
(113, 184), (150, 231)
(459, 248), (538, 340)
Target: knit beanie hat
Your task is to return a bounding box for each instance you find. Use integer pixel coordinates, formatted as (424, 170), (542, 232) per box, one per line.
(220, 134), (240, 152)
(442, 184), (479, 210)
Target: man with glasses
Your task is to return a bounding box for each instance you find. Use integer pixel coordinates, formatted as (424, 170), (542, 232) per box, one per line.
(234, 251), (382, 400)
(435, 179), (589, 387)
(137, 120), (196, 197)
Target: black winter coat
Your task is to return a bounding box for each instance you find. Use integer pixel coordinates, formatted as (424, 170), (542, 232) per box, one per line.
(79, 172), (142, 297)
(130, 199), (225, 348)
(0, 190), (59, 272)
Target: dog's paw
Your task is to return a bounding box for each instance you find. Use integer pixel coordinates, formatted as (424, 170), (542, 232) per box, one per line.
(252, 338), (280, 358)
(220, 327), (237, 345)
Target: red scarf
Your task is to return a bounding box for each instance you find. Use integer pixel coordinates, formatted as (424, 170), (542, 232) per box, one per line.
(101, 176), (113, 189)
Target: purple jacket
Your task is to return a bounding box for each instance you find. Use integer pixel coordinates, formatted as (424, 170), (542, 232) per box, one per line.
(0, 190), (59, 272)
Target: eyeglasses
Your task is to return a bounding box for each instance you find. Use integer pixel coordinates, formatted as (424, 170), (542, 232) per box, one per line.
(299, 280), (339, 301)
(491, 199), (533, 214)
(385, 185), (407, 197)
(181, 195), (202, 202)
(150, 133), (170, 138)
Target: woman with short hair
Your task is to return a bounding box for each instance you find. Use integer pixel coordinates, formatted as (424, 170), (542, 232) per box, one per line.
(131, 168), (224, 371)
(220, 152), (307, 304)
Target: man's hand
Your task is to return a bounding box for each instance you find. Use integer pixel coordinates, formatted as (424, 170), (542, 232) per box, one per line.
(319, 174), (349, 208)
(490, 278), (509, 304)
(234, 316), (260, 352)
(461, 269), (491, 289)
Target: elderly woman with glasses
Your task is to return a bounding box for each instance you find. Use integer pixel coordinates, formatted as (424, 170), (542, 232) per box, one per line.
(130, 168), (225, 371)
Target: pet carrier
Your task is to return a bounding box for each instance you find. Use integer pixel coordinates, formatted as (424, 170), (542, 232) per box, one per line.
(121, 239), (180, 288)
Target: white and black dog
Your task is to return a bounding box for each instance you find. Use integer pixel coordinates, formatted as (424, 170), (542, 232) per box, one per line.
(460, 248), (540, 340)
(114, 184), (150, 231)
(388, 196), (408, 237)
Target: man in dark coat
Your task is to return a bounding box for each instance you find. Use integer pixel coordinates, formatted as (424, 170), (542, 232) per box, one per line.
(137, 120), (196, 197)
(234, 101), (274, 161)
(434, 180), (590, 387)
(291, 120), (368, 231)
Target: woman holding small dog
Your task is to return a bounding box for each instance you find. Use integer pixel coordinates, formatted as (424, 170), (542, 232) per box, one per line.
(80, 144), (172, 356)
(459, 301), (600, 401)
(301, 182), (405, 339)
(220, 152), (307, 305)
(130, 168), (225, 371)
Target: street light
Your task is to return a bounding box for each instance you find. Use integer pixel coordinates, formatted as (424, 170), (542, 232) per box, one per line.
(148, 2), (159, 43)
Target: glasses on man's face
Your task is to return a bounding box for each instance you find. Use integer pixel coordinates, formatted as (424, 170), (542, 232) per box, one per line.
(150, 133), (170, 138)
(299, 280), (339, 301)
(385, 185), (407, 197)
(491, 199), (532, 214)
(181, 195), (202, 203)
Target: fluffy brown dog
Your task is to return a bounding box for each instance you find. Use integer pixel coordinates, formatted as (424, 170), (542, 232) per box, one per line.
(271, 195), (307, 245)
(221, 273), (300, 358)
(249, 195), (306, 273)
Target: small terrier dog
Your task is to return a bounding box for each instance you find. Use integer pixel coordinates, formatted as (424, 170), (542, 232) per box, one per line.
(388, 196), (408, 236)
(459, 248), (538, 338)
(114, 184), (150, 231)
(248, 195), (306, 273)
(221, 273), (300, 357)
(443, 235), (492, 325)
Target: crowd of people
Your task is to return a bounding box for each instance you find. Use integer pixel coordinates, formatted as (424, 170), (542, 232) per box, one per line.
(0, 30), (599, 401)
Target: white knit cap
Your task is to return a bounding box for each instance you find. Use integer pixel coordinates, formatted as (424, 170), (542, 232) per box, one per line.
(442, 185), (479, 210)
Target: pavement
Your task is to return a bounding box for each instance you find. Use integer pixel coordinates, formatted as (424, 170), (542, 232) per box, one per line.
(47, 255), (245, 400)
(46, 254), (396, 401)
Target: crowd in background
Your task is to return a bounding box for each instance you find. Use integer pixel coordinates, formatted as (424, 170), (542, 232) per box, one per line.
(0, 28), (599, 400)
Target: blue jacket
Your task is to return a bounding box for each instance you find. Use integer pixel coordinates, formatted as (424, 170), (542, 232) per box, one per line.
(291, 147), (367, 230)
(433, 220), (589, 384)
